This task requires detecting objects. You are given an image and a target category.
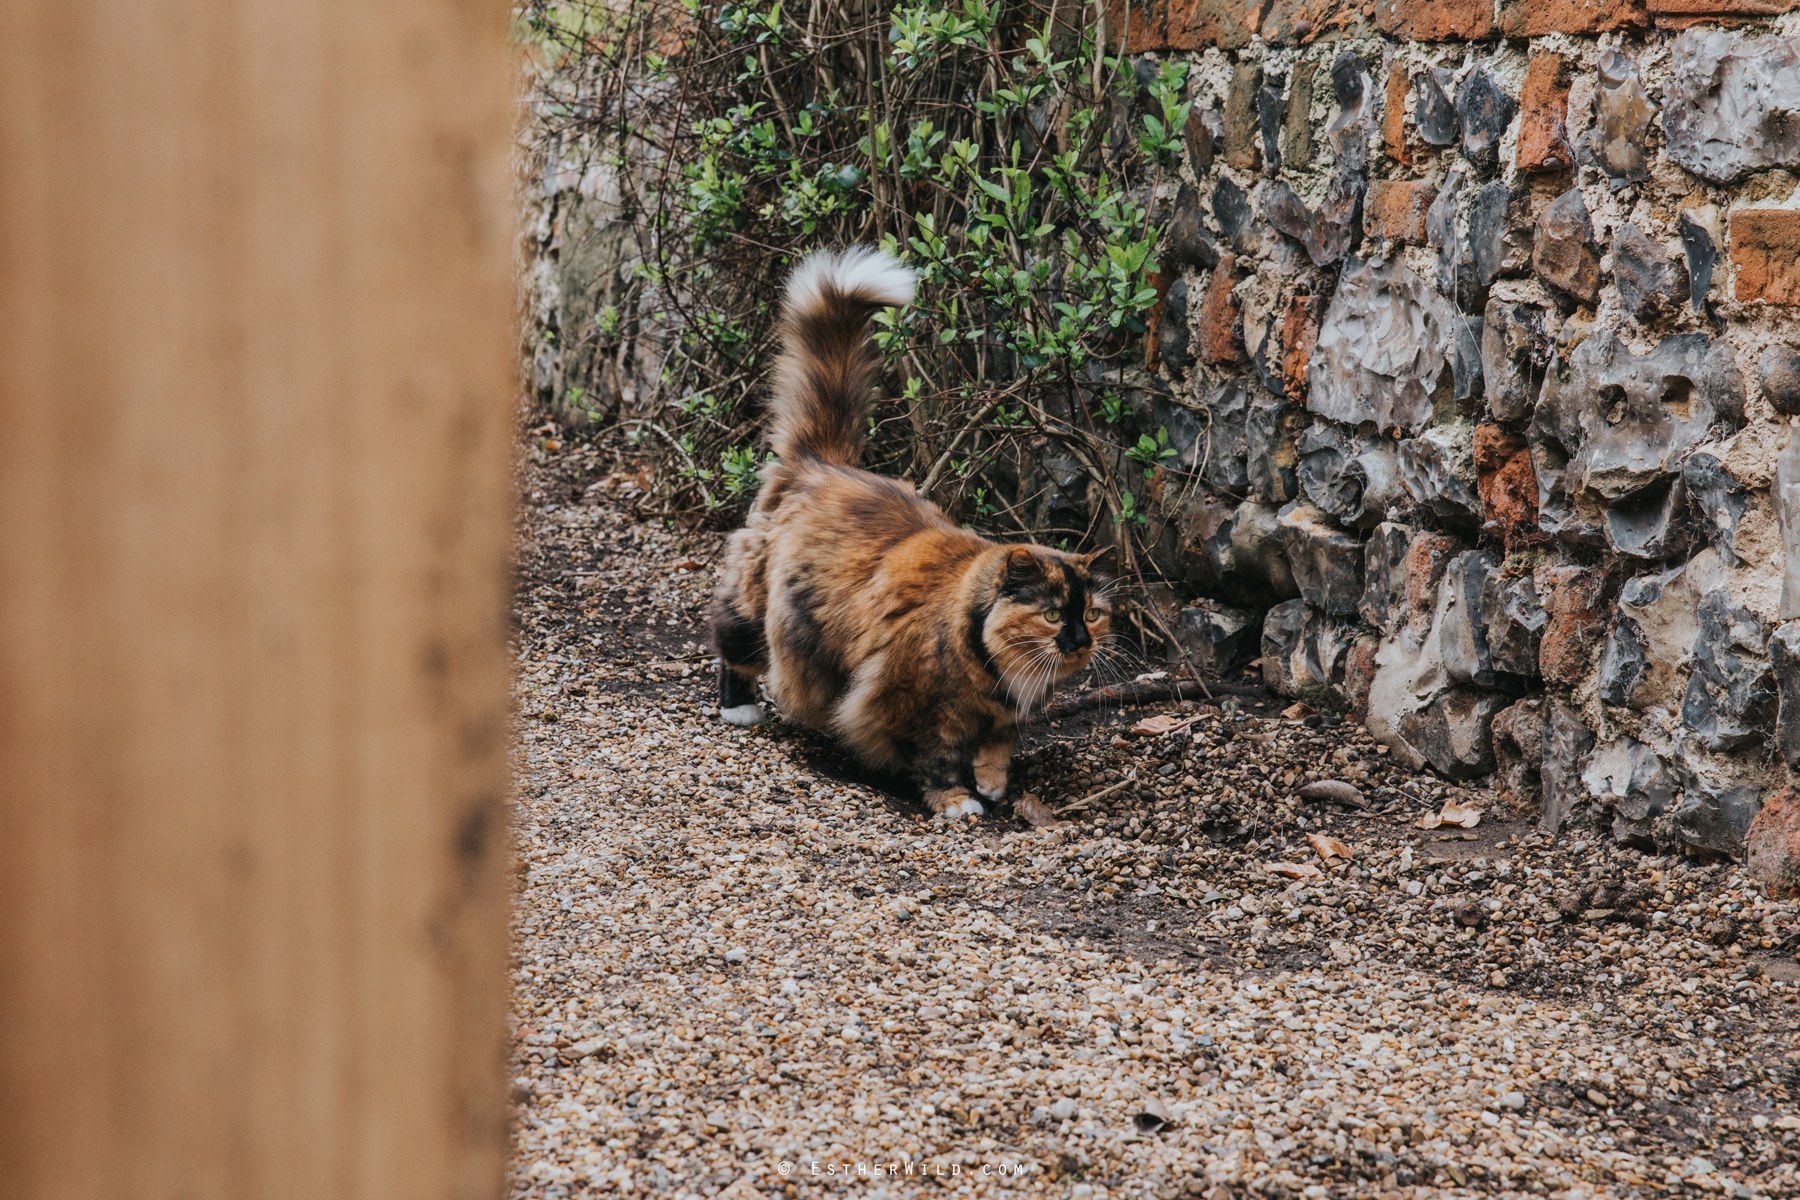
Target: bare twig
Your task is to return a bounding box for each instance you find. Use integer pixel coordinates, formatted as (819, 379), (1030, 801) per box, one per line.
(1041, 678), (1266, 720)
(918, 397), (1003, 495)
(1055, 770), (1136, 815)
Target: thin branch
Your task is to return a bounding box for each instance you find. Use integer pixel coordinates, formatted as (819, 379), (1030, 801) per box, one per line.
(919, 397), (1003, 495)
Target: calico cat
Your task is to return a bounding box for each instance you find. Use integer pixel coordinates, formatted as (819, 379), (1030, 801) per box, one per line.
(707, 247), (1114, 817)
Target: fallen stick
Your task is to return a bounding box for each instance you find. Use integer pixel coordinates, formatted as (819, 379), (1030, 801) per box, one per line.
(1041, 678), (1269, 720)
(1297, 779), (1370, 810)
(1054, 771), (1138, 815)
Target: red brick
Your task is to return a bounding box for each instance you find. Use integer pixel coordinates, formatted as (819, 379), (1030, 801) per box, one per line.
(1516, 53), (1574, 174)
(1535, 565), (1609, 685)
(1401, 532), (1462, 639)
(1649, 0), (1797, 12)
(1280, 291), (1323, 398)
(1344, 634), (1381, 727)
(1382, 64), (1413, 167)
(1377, 0), (1496, 40)
(1747, 787), (1800, 895)
(1145, 270), (1176, 373)
(1363, 179), (1437, 245)
(1733, 209), (1800, 304)
(1107, 0), (1363, 50)
(1473, 425), (1540, 549)
(1199, 255), (1244, 366)
(1497, 0), (1647, 34)
(1471, 423), (1523, 477)
(1104, 0), (1166, 51)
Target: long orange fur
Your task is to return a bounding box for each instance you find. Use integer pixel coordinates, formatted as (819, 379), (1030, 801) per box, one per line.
(708, 248), (1115, 817)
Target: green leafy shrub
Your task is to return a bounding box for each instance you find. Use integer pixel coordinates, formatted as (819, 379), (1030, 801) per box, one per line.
(520, 0), (1189, 582)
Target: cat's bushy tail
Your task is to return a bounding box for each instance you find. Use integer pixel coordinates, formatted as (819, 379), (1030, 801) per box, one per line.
(767, 247), (916, 466)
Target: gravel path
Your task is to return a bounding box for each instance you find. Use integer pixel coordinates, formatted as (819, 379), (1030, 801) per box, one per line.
(507, 437), (1800, 1199)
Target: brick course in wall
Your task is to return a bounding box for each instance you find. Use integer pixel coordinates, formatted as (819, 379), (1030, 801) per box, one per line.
(1497, 0), (1648, 36)
(1377, 0), (1496, 41)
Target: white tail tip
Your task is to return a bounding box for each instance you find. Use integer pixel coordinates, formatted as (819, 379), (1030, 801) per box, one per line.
(785, 247), (916, 313)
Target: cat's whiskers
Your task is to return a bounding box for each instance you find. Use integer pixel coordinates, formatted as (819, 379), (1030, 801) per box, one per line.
(1021, 646), (1063, 706)
(1085, 637), (1140, 689)
(1005, 640), (1066, 711)
(993, 630), (1050, 688)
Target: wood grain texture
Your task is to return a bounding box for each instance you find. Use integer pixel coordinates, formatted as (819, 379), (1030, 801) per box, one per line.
(0, 2), (516, 1197)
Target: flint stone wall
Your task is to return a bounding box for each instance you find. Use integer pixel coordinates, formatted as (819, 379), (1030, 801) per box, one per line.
(1125, 0), (1800, 861)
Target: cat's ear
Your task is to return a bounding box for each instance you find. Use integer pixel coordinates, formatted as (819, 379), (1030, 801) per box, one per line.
(1080, 545), (1115, 570)
(1003, 546), (1044, 590)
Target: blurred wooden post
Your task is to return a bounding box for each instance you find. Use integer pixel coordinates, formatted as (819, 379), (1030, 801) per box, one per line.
(0, 2), (516, 1198)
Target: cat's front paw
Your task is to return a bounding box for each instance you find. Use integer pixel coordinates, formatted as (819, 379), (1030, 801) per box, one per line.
(972, 737), (1013, 806)
(719, 703), (767, 727)
(925, 788), (985, 819)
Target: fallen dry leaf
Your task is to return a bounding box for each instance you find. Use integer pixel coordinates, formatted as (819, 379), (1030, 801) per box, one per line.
(1013, 793), (1062, 829)
(1440, 802), (1483, 828)
(1265, 861), (1324, 880)
(1281, 701), (1317, 720)
(1297, 779), (1368, 809)
(1305, 832), (1354, 862)
(669, 558), (706, 573)
(1417, 812), (1443, 830)
(1129, 712), (1199, 738)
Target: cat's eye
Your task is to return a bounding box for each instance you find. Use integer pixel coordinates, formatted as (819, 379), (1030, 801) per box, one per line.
(1043, 608), (1061, 623)
(1085, 607), (1103, 622)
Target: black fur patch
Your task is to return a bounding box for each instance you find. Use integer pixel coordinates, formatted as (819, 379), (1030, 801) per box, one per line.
(1056, 574), (1092, 653)
(913, 750), (965, 794)
(1003, 551), (1047, 596)
(719, 662), (759, 708)
(784, 579), (848, 694)
(709, 599), (768, 668)
(965, 599), (999, 679)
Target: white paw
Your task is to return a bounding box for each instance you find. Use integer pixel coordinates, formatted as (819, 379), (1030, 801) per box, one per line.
(976, 783), (1005, 802)
(951, 797), (986, 818)
(719, 703), (766, 727)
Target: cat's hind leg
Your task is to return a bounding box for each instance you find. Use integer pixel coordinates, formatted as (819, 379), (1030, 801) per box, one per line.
(708, 546), (770, 727)
(717, 660), (766, 727)
(711, 602), (767, 726)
